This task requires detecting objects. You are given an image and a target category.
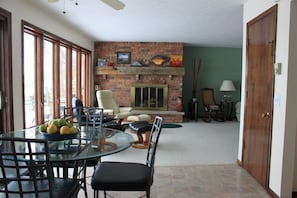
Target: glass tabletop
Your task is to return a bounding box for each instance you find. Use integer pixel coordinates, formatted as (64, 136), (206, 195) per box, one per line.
(0, 126), (134, 162)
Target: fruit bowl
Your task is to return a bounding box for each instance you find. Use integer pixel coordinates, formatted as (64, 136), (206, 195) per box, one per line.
(40, 131), (78, 141)
(39, 118), (79, 141)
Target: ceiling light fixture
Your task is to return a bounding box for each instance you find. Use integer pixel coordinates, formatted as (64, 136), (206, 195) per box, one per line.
(62, 0), (78, 14)
(48, 0), (125, 12)
(100, 0), (125, 10)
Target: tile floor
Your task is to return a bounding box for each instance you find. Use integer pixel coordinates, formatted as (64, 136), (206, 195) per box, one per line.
(80, 164), (272, 198)
(78, 121), (272, 197)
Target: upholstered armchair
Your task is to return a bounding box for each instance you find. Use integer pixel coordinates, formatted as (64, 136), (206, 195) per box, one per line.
(96, 90), (132, 121)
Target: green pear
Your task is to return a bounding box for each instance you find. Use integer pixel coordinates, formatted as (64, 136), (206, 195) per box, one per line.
(39, 124), (47, 132)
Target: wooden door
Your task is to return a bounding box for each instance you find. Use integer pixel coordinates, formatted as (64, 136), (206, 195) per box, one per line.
(0, 8), (14, 133)
(242, 5), (277, 188)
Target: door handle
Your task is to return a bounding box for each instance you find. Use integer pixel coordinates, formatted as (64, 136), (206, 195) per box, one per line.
(261, 112), (271, 118)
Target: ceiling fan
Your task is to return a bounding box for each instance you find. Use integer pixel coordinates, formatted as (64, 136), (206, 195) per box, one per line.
(48, 0), (125, 10)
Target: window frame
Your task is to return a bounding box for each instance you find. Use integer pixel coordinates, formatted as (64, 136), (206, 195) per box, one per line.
(22, 21), (92, 128)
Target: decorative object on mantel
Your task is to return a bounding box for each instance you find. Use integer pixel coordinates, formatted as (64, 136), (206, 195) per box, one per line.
(97, 58), (107, 67)
(117, 52), (131, 64)
(131, 61), (143, 67)
(151, 55), (170, 66)
(140, 59), (151, 66)
(108, 61), (114, 66)
(169, 55), (183, 67)
(191, 58), (202, 99)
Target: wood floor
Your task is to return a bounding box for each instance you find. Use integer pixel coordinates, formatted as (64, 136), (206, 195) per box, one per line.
(81, 164), (271, 198)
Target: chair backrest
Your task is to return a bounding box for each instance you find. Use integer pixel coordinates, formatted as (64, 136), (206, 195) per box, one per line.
(146, 116), (163, 183)
(0, 137), (54, 197)
(72, 97), (85, 117)
(63, 106), (85, 126)
(88, 107), (104, 141)
(63, 106), (104, 140)
(64, 97), (104, 125)
(63, 97), (85, 125)
(201, 88), (216, 106)
(96, 90), (120, 113)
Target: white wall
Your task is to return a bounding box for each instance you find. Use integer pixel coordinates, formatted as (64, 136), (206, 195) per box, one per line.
(0, 0), (94, 130)
(286, 0), (297, 193)
(240, 0), (297, 197)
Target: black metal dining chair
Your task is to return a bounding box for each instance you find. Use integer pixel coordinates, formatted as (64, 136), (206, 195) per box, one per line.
(0, 136), (80, 198)
(58, 105), (104, 198)
(91, 116), (163, 198)
(63, 97), (104, 128)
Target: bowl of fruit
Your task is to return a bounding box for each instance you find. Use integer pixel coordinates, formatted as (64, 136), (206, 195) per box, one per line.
(39, 118), (79, 141)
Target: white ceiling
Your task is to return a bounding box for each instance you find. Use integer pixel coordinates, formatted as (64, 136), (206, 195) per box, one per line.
(27, 0), (246, 48)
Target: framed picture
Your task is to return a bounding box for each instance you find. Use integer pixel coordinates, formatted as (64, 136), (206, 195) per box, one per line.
(117, 52), (131, 64)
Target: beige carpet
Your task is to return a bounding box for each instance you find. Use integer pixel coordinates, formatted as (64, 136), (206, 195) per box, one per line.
(103, 120), (240, 166)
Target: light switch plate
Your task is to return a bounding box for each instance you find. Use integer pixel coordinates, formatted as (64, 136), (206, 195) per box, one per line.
(275, 63), (282, 75)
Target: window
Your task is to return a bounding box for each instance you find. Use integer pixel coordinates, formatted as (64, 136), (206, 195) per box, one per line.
(23, 33), (36, 127)
(43, 40), (53, 121)
(22, 21), (92, 128)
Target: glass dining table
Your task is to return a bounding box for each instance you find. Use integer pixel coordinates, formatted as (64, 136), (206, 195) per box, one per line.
(0, 126), (134, 197)
(0, 126), (134, 162)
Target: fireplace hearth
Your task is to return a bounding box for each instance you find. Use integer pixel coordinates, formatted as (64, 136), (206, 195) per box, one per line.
(131, 84), (168, 111)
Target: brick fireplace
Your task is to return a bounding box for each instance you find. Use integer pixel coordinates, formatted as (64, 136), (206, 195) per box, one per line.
(93, 42), (185, 123)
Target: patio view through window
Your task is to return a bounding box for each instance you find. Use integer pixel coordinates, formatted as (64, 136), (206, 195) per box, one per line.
(23, 22), (91, 128)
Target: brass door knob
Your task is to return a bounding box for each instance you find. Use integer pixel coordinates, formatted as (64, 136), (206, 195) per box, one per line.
(261, 112), (271, 118)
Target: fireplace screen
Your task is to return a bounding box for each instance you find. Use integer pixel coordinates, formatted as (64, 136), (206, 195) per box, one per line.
(131, 84), (168, 110)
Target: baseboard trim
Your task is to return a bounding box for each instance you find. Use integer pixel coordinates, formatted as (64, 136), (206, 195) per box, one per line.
(238, 160), (279, 198)
(268, 188), (279, 198)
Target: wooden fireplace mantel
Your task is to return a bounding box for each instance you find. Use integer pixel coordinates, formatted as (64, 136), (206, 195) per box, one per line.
(94, 66), (185, 76)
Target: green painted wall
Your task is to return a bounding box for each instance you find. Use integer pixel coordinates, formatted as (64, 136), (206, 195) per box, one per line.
(183, 46), (242, 117)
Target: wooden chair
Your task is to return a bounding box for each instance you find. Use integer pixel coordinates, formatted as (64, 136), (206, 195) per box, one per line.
(91, 116), (163, 198)
(0, 137), (80, 198)
(201, 88), (224, 122)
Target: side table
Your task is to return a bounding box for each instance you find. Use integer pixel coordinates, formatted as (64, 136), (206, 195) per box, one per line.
(221, 101), (235, 120)
(188, 99), (199, 121)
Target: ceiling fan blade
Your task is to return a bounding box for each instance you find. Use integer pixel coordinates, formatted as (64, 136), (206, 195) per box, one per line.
(100, 0), (125, 10)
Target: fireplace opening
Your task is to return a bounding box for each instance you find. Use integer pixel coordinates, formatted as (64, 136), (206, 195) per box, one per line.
(131, 84), (168, 111)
